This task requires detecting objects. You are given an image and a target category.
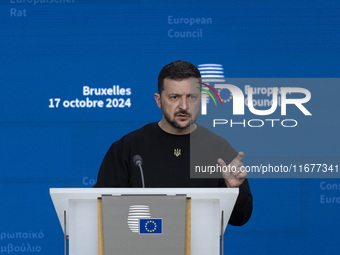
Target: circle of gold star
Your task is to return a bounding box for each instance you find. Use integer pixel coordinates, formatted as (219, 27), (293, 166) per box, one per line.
(145, 220), (157, 232)
(217, 88), (233, 103)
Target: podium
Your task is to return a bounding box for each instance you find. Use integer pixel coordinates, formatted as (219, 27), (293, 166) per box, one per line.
(50, 188), (239, 255)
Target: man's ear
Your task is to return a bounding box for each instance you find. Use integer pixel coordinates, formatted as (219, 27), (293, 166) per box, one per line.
(154, 93), (161, 109)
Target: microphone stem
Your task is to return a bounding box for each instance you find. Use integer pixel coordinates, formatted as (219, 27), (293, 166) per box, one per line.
(138, 164), (145, 188)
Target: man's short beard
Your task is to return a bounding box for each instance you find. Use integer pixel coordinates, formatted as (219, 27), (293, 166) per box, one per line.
(161, 107), (197, 130)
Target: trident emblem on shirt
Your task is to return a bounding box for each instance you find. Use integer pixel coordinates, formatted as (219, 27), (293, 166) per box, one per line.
(174, 148), (181, 157)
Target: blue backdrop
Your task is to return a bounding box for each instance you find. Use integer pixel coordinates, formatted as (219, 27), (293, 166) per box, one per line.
(0, 0), (339, 254)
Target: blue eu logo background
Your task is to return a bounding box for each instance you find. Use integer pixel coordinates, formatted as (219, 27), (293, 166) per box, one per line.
(140, 219), (163, 234)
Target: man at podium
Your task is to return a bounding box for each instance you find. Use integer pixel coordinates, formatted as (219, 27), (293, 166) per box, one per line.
(94, 60), (252, 226)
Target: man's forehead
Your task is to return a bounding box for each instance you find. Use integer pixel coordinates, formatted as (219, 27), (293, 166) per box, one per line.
(163, 78), (201, 92)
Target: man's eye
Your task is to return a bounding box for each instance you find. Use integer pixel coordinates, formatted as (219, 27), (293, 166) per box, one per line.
(170, 96), (178, 100)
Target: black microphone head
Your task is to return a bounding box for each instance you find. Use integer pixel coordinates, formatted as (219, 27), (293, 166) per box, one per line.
(133, 155), (143, 166)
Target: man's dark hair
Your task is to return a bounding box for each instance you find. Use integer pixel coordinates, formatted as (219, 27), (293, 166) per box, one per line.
(158, 60), (201, 94)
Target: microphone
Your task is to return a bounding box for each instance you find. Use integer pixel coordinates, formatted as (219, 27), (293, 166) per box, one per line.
(133, 155), (145, 188)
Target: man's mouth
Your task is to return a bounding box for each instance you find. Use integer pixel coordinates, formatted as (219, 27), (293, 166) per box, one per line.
(176, 113), (190, 120)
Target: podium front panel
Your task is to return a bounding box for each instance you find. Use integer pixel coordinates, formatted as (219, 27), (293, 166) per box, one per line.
(101, 195), (187, 255)
(69, 199), (98, 255)
(191, 199), (220, 255)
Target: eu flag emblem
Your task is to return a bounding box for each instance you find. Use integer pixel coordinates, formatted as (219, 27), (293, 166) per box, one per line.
(139, 219), (163, 234)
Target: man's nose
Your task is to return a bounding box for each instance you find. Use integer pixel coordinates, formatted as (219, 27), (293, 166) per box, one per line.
(178, 97), (189, 110)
